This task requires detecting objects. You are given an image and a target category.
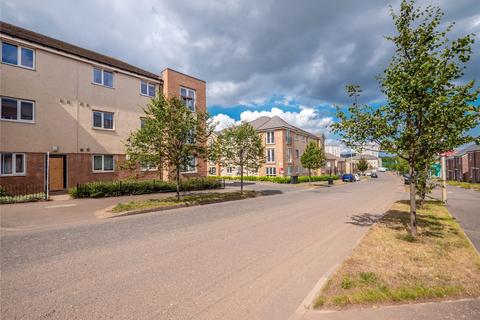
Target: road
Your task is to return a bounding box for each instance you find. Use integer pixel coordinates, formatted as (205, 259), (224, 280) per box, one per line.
(1, 174), (403, 320)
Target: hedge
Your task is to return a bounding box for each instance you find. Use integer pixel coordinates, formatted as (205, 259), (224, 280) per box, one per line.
(219, 175), (339, 184)
(69, 177), (222, 198)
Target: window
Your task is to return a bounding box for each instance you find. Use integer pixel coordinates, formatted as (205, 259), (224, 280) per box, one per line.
(1, 97), (34, 122)
(266, 131), (275, 144)
(301, 135), (306, 142)
(209, 167), (216, 175)
(266, 167), (276, 176)
(1, 153), (26, 176)
(286, 130), (292, 144)
(287, 148), (293, 163)
(226, 167), (233, 174)
(295, 133), (298, 141)
(93, 110), (114, 129)
(140, 162), (157, 171)
(287, 166), (292, 176)
(180, 87), (195, 111)
(181, 156), (196, 173)
(296, 149), (300, 159)
(92, 67), (114, 87)
(141, 81), (156, 97)
(1, 42), (35, 69)
(186, 129), (196, 144)
(266, 148), (275, 163)
(92, 155), (114, 172)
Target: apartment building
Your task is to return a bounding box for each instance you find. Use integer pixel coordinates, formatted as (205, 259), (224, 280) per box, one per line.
(446, 144), (480, 183)
(209, 116), (325, 177)
(0, 22), (207, 192)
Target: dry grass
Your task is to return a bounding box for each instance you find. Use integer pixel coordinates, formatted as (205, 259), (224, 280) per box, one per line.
(447, 181), (480, 192)
(111, 191), (258, 213)
(314, 200), (480, 309)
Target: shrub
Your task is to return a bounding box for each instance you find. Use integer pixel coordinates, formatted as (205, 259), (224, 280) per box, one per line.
(219, 175), (339, 184)
(69, 177), (222, 198)
(0, 186), (7, 197)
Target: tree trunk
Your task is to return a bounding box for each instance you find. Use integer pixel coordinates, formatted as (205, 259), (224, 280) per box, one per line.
(176, 166), (180, 201)
(240, 164), (244, 195)
(409, 167), (418, 237)
(308, 168), (311, 184)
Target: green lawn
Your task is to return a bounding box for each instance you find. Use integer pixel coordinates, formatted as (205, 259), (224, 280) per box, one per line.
(112, 191), (257, 213)
(314, 200), (480, 309)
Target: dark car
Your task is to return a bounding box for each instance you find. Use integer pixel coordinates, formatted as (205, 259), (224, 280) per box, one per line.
(342, 173), (355, 182)
(371, 172), (378, 178)
(403, 174), (411, 185)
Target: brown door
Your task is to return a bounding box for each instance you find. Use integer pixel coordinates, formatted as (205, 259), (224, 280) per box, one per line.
(49, 157), (65, 190)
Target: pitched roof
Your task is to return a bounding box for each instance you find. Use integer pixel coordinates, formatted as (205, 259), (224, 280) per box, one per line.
(248, 116), (320, 139)
(0, 21), (161, 81)
(453, 143), (480, 157)
(325, 152), (343, 161)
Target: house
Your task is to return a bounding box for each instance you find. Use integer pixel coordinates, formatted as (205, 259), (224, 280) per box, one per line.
(342, 153), (382, 173)
(446, 144), (480, 183)
(0, 22), (207, 193)
(209, 116), (325, 177)
(323, 153), (346, 176)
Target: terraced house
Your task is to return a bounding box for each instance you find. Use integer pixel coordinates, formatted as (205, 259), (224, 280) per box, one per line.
(210, 116), (325, 177)
(0, 22), (207, 192)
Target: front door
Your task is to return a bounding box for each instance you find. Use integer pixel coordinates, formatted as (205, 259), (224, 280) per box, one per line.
(49, 155), (66, 191)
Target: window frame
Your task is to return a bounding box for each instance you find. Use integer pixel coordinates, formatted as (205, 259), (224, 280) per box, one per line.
(1, 152), (26, 176)
(266, 167), (276, 177)
(266, 148), (275, 163)
(180, 87), (196, 112)
(0, 97), (35, 123)
(286, 130), (292, 144)
(226, 167), (233, 174)
(92, 67), (114, 88)
(295, 149), (300, 159)
(141, 80), (156, 97)
(140, 162), (158, 172)
(287, 148), (293, 163)
(92, 110), (115, 130)
(92, 154), (115, 173)
(180, 156), (197, 173)
(1, 41), (35, 70)
(266, 131), (275, 144)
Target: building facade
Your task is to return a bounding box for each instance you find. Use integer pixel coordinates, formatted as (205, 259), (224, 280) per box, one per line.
(209, 116), (325, 177)
(0, 22), (207, 192)
(446, 144), (480, 183)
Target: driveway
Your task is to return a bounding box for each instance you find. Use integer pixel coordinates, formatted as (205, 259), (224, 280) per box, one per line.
(1, 173), (403, 319)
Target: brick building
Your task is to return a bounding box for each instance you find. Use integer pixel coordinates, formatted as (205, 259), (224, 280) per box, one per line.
(446, 144), (480, 183)
(0, 22), (207, 192)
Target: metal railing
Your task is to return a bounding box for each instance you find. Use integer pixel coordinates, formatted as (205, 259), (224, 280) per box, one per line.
(0, 183), (46, 204)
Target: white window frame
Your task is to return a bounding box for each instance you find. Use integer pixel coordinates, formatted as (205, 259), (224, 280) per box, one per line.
(1, 41), (35, 70)
(140, 162), (158, 171)
(181, 156), (197, 173)
(208, 167), (217, 175)
(266, 167), (276, 177)
(180, 87), (196, 112)
(0, 97), (35, 123)
(92, 67), (114, 88)
(226, 167), (233, 174)
(286, 130), (292, 144)
(266, 131), (275, 144)
(141, 80), (156, 97)
(287, 148), (293, 163)
(92, 155), (115, 173)
(266, 148), (275, 163)
(92, 110), (115, 130)
(296, 149), (300, 159)
(1, 152), (26, 176)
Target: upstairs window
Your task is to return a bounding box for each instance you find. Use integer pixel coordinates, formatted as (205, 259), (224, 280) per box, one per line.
(1, 42), (35, 69)
(266, 131), (275, 144)
(93, 67), (114, 87)
(180, 87), (195, 111)
(296, 149), (300, 159)
(286, 130), (292, 144)
(1, 97), (34, 122)
(93, 110), (114, 130)
(266, 148), (275, 163)
(1, 153), (26, 176)
(287, 148), (293, 163)
(141, 81), (156, 97)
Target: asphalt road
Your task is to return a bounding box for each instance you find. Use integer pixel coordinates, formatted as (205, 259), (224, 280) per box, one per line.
(1, 174), (403, 320)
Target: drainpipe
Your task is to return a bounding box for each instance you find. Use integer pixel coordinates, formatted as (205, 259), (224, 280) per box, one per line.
(45, 152), (50, 200)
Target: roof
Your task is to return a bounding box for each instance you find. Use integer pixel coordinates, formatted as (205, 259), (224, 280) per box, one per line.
(248, 116), (320, 139)
(325, 152), (343, 161)
(351, 154), (379, 160)
(454, 143), (480, 157)
(0, 21), (161, 81)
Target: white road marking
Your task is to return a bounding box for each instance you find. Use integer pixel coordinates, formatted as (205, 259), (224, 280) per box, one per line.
(44, 204), (77, 209)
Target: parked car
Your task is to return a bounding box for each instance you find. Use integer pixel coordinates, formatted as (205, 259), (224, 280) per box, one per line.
(366, 172), (372, 176)
(371, 172), (378, 178)
(354, 174), (361, 182)
(403, 174), (411, 185)
(342, 173), (355, 182)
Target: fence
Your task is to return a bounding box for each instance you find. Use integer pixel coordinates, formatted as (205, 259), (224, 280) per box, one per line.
(0, 183), (46, 204)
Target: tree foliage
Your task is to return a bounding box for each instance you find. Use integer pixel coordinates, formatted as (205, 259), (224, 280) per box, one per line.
(124, 94), (214, 199)
(301, 141), (326, 182)
(332, 0), (479, 236)
(211, 122), (265, 193)
(357, 158), (369, 174)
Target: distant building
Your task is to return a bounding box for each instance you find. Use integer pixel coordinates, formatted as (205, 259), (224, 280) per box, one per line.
(325, 144), (341, 157)
(446, 144), (480, 183)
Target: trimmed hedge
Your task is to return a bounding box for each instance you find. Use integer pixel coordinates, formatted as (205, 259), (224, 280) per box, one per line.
(219, 175), (339, 184)
(69, 177), (222, 198)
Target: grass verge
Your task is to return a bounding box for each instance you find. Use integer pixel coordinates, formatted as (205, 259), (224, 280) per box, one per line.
(447, 180), (480, 192)
(314, 200), (480, 309)
(111, 191), (258, 214)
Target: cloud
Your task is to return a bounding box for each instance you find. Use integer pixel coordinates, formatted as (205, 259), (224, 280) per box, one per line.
(211, 113), (236, 131)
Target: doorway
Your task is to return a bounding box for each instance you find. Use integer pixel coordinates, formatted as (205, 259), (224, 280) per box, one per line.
(49, 155), (67, 191)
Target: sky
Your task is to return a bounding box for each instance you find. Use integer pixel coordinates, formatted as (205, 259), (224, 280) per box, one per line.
(2, 0), (479, 145)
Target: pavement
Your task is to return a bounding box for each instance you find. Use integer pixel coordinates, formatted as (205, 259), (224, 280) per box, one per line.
(1, 173), (404, 320)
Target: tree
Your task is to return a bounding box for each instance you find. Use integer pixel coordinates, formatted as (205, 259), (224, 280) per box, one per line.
(124, 94), (214, 200)
(212, 122), (264, 194)
(357, 158), (369, 175)
(332, 0), (479, 237)
(301, 141), (326, 182)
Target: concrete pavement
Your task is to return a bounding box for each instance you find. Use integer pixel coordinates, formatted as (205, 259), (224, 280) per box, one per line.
(1, 173), (404, 319)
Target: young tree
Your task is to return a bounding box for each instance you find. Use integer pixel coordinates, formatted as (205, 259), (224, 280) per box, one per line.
(332, 0), (479, 237)
(301, 141), (326, 182)
(124, 94), (214, 200)
(212, 122), (264, 194)
(357, 158), (369, 175)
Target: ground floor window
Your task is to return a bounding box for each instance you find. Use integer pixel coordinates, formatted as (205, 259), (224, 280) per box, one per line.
(226, 167), (234, 174)
(140, 162), (157, 171)
(92, 155), (114, 172)
(181, 156), (196, 173)
(1, 152), (26, 176)
(266, 167), (276, 176)
(208, 167), (216, 175)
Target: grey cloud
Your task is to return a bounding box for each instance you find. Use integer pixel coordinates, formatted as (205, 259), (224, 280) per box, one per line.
(2, 0), (479, 106)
